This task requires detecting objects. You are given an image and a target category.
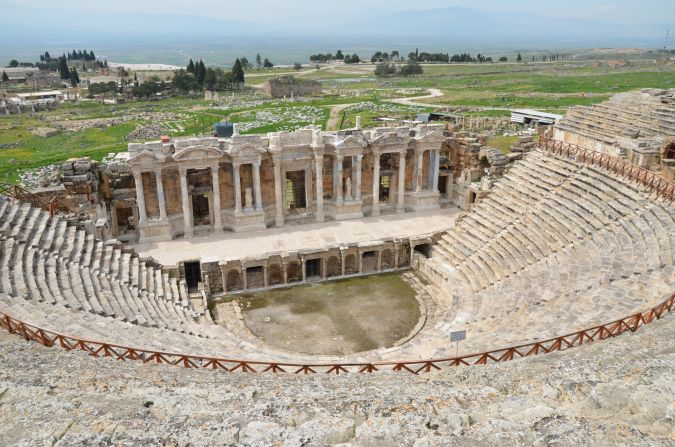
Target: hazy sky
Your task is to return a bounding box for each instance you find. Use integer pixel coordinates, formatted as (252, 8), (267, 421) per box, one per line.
(4, 0), (673, 24)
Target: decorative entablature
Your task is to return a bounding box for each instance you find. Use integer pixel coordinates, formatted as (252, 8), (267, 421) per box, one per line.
(268, 130), (317, 161)
(326, 134), (368, 157)
(411, 130), (445, 153)
(369, 130), (411, 155)
(223, 135), (269, 165)
(127, 149), (170, 171)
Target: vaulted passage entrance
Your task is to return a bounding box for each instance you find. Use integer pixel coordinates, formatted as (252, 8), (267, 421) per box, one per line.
(184, 261), (201, 293)
(191, 193), (210, 226)
(285, 171), (307, 214)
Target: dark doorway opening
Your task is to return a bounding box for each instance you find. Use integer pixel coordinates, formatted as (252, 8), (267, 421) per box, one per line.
(184, 261), (201, 293)
(379, 175), (391, 203)
(116, 206), (135, 235)
(306, 258), (321, 280)
(192, 194), (211, 226)
(414, 243), (431, 258)
(285, 171), (306, 214)
(438, 176), (447, 195)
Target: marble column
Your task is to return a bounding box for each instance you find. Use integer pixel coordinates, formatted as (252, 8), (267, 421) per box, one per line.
(314, 154), (324, 222)
(354, 155), (362, 201)
(233, 162), (242, 213)
(427, 150), (435, 190)
(133, 171), (147, 221)
(154, 169), (167, 220)
(432, 150), (441, 193)
(415, 150), (424, 192)
(179, 168), (193, 237)
(253, 161), (263, 211)
(273, 156), (284, 227)
(211, 165), (223, 231)
(371, 152), (380, 216)
(336, 155), (343, 205)
(397, 152), (406, 213)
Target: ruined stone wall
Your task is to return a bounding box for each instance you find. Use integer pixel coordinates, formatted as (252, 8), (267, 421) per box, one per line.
(261, 76), (322, 98)
(162, 168), (182, 216)
(220, 164), (234, 210)
(141, 172), (159, 217)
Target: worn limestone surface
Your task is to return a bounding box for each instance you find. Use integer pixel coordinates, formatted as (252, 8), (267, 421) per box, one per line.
(0, 314), (672, 446)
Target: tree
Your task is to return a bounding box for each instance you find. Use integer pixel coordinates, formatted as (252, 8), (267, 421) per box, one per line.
(196, 60), (206, 86)
(335, 50), (344, 60)
(374, 62), (397, 77)
(69, 67), (80, 86)
(133, 72), (139, 87)
(344, 53), (360, 64)
(231, 58), (245, 83)
(391, 50), (400, 61)
(187, 59), (195, 74)
(256, 53), (262, 69)
(8, 59), (19, 68)
(399, 60), (423, 76)
(58, 57), (70, 80)
(240, 57), (251, 70)
(1, 71), (8, 82)
(498, 56), (508, 62)
(263, 58), (273, 69)
(517, 52), (522, 62)
(293, 62), (302, 70)
(407, 52), (416, 61)
(204, 68), (217, 90)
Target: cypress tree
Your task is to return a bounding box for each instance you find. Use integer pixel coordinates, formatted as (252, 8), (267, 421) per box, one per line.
(187, 59), (195, 74)
(70, 67), (80, 86)
(232, 58), (245, 83)
(58, 57), (70, 80)
(256, 53), (262, 69)
(197, 60), (206, 86)
(1, 71), (8, 82)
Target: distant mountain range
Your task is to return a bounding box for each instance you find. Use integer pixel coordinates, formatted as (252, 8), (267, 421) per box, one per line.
(0, 3), (669, 65)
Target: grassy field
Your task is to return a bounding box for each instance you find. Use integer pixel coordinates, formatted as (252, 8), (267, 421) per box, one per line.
(2, 55), (672, 184)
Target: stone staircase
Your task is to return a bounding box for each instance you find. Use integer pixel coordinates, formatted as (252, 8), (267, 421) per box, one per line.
(0, 144), (673, 364)
(408, 149), (674, 359)
(554, 89), (675, 145)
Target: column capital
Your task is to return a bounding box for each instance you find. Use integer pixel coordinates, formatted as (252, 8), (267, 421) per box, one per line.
(153, 167), (163, 175)
(253, 160), (261, 169)
(178, 166), (188, 176)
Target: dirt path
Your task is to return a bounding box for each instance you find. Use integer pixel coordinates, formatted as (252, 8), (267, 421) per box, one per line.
(386, 88), (446, 108)
(326, 103), (353, 130)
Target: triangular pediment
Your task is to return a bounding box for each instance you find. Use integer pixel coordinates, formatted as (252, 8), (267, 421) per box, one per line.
(173, 145), (223, 161)
(335, 135), (367, 151)
(414, 131), (445, 144)
(128, 149), (160, 165)
(371, 131), (410, 148)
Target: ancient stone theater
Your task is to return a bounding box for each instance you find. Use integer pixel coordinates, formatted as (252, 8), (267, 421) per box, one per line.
(0, 89), (673, 397)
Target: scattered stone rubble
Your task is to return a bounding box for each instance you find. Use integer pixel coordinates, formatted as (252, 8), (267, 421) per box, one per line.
(29, 127), (59, 138)
(0, 313), (671, 446)
(60, 158), (99, 205)
(509, 135), (538, 153)
(126, 124), (166, 141)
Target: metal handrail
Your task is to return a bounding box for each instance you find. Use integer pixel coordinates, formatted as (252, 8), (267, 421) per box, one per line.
(0, 182), (71, 218)
(538, 135), (675, 203)
(1, 292), (672, 374)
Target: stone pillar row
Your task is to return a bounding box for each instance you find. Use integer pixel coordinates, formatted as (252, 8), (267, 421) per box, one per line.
(137, 148), (440, 237)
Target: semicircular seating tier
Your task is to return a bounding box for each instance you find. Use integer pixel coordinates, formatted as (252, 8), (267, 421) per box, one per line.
(0, 148), (673, 363)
